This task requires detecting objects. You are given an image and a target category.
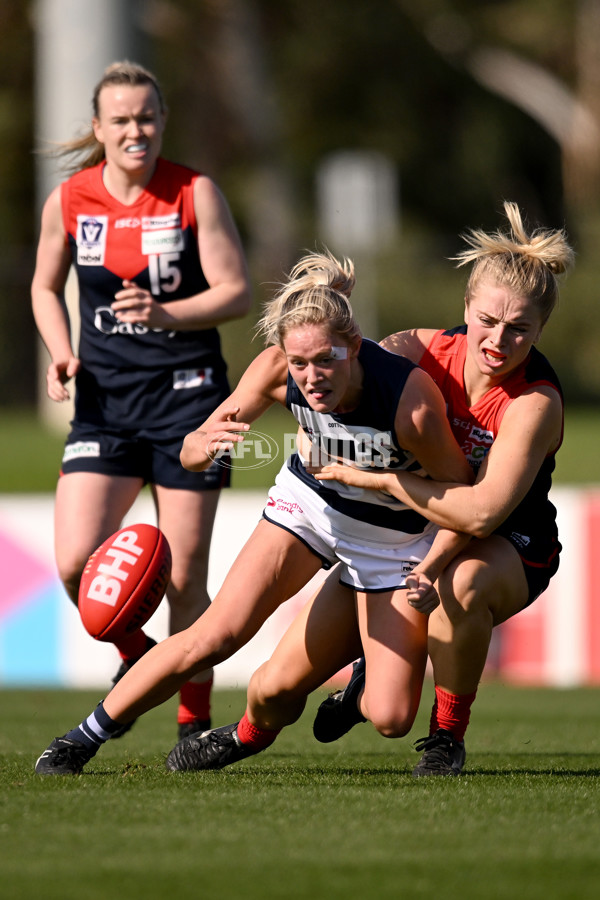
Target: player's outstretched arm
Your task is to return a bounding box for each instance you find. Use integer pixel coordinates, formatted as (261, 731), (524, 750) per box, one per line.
(181, 345), (289, 471)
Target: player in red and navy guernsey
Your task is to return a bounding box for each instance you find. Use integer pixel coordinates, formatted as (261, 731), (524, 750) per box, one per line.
(312, 201), (574, 775)
(31, 62), (251, 738)
(416, 322), (562, 582)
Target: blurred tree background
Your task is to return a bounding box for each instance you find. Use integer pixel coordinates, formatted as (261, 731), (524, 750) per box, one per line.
(1, 0), (600, 410)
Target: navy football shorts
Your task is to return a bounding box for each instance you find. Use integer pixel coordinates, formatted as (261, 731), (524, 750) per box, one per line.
(60, 422), (230, 491)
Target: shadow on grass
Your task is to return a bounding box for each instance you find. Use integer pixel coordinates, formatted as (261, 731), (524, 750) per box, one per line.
(40, 749), (600, 782)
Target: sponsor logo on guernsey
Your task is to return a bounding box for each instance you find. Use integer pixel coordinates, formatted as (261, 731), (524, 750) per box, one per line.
(115, 217), (141, 228)
(76, 214), (108, 265)
(141, 214), (183, 255)
(63, 441), (101, 463)
(470, 425), (494, 443)
(93, 306), (176, 338)
(173, 368), (214, 390)
(142, 228), (184, 255)
(510, 532), (531, 549)
(142, 213), (180, 230)
(462, 423), (494, 467)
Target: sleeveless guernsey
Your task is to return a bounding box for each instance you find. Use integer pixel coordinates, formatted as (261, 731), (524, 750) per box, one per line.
(61, 158), (228, 429)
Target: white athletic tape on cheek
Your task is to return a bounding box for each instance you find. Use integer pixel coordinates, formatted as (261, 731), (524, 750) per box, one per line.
(330, 346), (348, 360)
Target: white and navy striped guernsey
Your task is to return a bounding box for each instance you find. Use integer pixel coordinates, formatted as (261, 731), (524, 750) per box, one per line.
(286, 339), (430, 534)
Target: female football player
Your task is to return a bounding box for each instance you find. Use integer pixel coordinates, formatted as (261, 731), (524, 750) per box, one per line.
(31, 61), (251, 739)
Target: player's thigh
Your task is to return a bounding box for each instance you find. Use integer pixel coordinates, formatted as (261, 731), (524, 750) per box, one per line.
(153, 486), (221, 632)
(439, 535), (530, 626)
(187, 519), (325, 652)
(54, 472), (143, 576)
(356, 588), (429, 726)
(153, 485), (220, 582)
(256, 568), (362, 701)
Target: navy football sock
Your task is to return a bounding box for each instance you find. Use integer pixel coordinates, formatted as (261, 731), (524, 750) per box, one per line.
(65, 701), (128, 753)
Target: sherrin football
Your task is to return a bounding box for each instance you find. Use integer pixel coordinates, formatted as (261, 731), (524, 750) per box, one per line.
(79, 524), (171, 641)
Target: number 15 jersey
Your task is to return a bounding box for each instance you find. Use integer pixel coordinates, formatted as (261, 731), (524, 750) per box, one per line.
(61, 158), (228, 429)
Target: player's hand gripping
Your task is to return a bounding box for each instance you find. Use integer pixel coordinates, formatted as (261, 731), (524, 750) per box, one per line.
(405, 570), (440, 615)
(112, 279), (172, 330)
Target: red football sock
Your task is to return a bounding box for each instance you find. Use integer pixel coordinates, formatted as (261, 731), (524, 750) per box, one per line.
(177, 679), (213, 725)
(236, 710), (280, 749)
(429, 685), (477, 743)
(113, 629), (150, 660)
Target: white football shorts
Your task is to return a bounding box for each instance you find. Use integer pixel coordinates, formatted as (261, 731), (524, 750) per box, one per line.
(262, 461), (437, 593)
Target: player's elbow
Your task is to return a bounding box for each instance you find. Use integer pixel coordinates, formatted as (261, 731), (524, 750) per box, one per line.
(467, 508), (503, 539)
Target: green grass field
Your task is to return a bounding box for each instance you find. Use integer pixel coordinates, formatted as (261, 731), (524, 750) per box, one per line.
(0, 404), (599, 492)
(1, 410), (599, 898)
(2, 683), (600, 900)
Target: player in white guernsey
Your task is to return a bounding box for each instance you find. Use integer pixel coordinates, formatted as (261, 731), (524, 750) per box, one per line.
(35, 249), (472, 776)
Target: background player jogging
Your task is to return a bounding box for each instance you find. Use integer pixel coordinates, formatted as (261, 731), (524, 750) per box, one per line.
(31, 61), (251, 740)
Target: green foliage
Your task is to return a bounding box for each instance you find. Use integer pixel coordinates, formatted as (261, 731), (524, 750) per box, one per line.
(1, 0), (598, 413)
(2, 683), (600, 899)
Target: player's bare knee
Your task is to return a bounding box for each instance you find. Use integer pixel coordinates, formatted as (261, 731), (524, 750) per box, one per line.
(371, 712), (413, 739)
(438, 564), (489, 620)
(370, 703), (415, 738)
(366, 696), (414, 738)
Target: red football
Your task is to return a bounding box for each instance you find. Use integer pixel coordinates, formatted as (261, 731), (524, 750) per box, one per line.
(78, 524), (171, 642)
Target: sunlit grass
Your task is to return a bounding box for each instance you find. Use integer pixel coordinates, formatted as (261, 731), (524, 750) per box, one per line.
(2, 684), (600, 900)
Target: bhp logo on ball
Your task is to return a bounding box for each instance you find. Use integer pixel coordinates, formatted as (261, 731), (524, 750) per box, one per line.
(84, 530), (144, 606)
(208, 430), (284, 470)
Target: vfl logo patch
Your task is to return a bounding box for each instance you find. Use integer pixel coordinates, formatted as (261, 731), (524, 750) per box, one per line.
(76, 215), (108, 266)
